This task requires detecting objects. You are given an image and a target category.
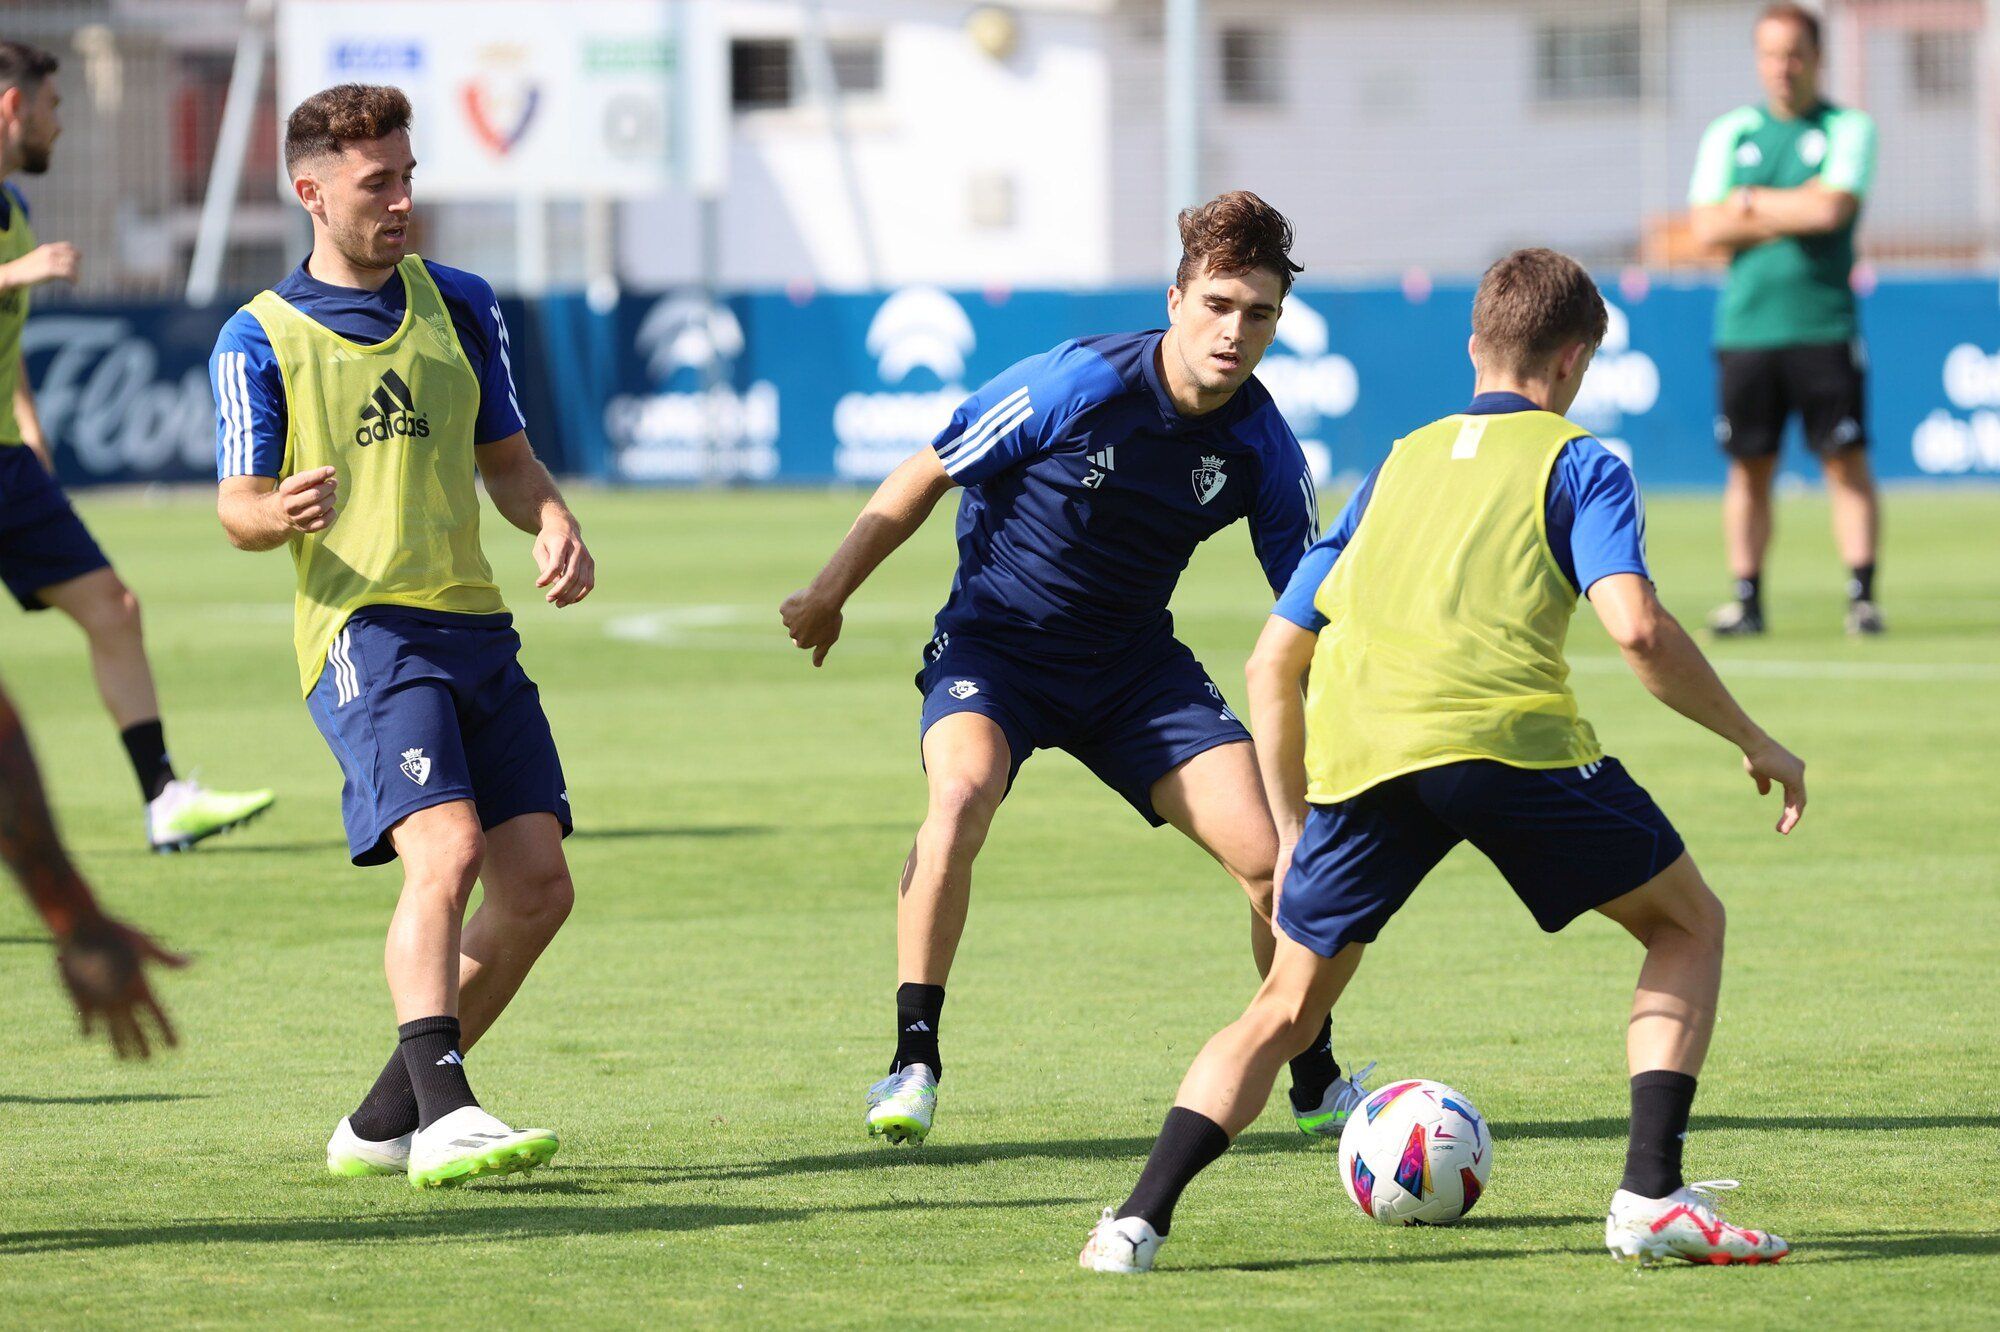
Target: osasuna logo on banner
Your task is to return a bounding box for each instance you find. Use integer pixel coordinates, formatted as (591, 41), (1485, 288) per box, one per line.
(1913, 342), (2000, 474)
(1256, 295), (1358, 484)
(1566, 303), (1659, 468)
(22, 316), (214, 478)
(834, 287), (973, 481)
(605, 294), (779, 482)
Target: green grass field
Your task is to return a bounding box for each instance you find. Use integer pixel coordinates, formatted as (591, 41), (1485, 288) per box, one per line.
(2, 485), (1995, 1328)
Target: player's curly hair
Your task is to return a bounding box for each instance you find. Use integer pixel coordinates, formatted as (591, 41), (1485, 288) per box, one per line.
(284, 84), (413, 174)
(1175, 191), (1304, 295)
(1471, 248), (1607, 374)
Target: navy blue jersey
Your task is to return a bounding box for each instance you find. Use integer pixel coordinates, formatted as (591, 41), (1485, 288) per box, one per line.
(929, 330), (1317, 657)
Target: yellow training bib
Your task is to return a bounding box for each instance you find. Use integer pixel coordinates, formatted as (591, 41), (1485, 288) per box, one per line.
(0, 188), (38, 445)
(246, 255), (504, 695)
(1303, 409), (1602, 803)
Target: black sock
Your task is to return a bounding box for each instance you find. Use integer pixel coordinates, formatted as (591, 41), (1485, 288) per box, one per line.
(1734, 575), (1762, 616)
(398, 1016), (478, 1131)
(1620, 1069), (1697, 1199)
(347, 1048), (421, 1141)
(120, 720), (175, 802)
(1848, 563), (1876, 603)
(1117, 1106), (1232, 1237)
(891, 982), (945, 1077)
(1285, 1015), (1341, 1112)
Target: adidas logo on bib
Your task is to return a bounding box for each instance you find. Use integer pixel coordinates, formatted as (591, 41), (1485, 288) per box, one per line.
(355, 368), (431, 446)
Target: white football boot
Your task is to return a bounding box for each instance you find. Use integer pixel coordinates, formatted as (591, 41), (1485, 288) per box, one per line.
(1079, 1207), (1164, 1274)
(1293, 1060), (1377, 1139)
(864, 1064), (938, 1145)
(1605, 1179), (1790, 1266)
(326, 1116), (412, 1177)
(406, 1106), (559, 1189)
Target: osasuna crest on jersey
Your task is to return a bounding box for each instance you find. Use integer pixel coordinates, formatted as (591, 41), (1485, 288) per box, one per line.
(1192, 455), (1228, 505)
(948, 680), (980, 700)
(400, 747), (432, 786)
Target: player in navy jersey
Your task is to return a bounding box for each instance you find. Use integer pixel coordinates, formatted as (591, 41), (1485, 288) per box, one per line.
(783, 192), (1369, 1144)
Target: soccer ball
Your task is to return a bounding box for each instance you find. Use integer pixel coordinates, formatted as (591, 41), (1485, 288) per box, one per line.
(1338, 1078), (1492, 1226)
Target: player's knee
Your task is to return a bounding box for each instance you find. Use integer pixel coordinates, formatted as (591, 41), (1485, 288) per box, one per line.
(927, 773), (1004, 835)
(81, 581), (142, 641)
(408, 831), (485, 906)
(515, 870), (574, 937)
(1242, 990), (1320, 1058)
(1682, 887), (1726, 956)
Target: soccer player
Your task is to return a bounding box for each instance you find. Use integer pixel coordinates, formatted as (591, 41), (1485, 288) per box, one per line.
(212, 85), (592, 1188)
(1, 675), (187, 1057)
(0, 39), (274, 850)
(1081, 249), (1806, 1273)
(782, 192), (1368, 1146)
(1689, 3), (1881, 637)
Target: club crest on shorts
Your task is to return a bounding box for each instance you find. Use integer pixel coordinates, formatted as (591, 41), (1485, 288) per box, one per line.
(948, 680), (980, 700)
(1192, 455), (1228, 505)
(400, 747), (432, 786)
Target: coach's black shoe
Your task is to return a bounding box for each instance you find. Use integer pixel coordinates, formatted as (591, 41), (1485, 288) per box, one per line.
(1844, 599), (1885, 637)
(1706, 601), (1765, 637)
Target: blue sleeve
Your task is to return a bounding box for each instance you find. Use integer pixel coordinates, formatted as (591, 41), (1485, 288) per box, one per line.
(931, 341), (1122, 486)
(1272, 462), (1381, 632)
(1244, 409), (1320, 595)
(6, 184), (28, 222)
(1556, 439), (1651, 596)
(210, 310), (287, 480)
(427, 262), (527, 445)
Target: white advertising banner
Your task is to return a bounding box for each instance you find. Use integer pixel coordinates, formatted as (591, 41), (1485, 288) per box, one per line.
(277, 0), (719, 200)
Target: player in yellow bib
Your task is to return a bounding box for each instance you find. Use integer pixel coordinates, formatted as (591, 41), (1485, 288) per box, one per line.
(0, 40), (273, 852)
(1083, 250), (1808, 1274)
(214, 85), (594, 1189)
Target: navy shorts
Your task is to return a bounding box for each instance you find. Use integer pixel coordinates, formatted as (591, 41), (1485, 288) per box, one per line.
(1277, 757), (1686, 957)
(306, 608), (572, 866)
(916, 628), (1250, 825)
(0, 446), (111, 610)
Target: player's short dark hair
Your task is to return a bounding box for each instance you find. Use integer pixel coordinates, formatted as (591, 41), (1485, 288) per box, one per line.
(1471, 248), (1607, 374)
(284, 83), (413, 175)
(0, 40), (59, 94)
(1757, 2), (1822, 51)
(1175, 190), (1304, 295)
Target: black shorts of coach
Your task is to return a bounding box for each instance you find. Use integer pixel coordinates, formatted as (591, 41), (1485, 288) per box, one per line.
(1715, 340), (1868, 462)
(1274, 758), (1687, 959)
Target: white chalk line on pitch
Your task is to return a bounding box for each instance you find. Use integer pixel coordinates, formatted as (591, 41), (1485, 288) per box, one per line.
(605, 604), (2000, 681)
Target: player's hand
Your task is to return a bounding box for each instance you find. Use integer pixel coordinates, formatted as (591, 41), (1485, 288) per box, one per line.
(55, 914), (189, 1060)
(1742, 736), (1805, 834)
(1271, 837), (1297, 916)
(11, 241), (80, 287)
(779, 585), (842, 667)
(534, 521), (594, 607)
(277, 467), (338, 533)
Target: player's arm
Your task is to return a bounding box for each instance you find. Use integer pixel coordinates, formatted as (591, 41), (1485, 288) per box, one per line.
(216, 472), (335, 551)
(1745, 109), (1875, 238)
(475, 432), (593, 608)
(1690, 197), (1785, 251)
(14, 354), (51, 472)
(1245, 615), (1318, 903)
(213, 319), (327, 550)
(0, 240), (78, 293)
(1719, 182), (1859, 238)
(781, 448), (955, 666)
(1589, 576), (1804, 834)
(0, 681), (187, 1057)
(1686, 110), (1782, 252)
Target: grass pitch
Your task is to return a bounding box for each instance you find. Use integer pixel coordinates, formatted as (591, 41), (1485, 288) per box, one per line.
(1, 485), (1995, 1328)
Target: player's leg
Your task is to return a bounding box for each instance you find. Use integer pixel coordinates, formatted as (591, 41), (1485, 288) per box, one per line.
(1150, 742), (1369, 1136)
(1796, 341), (1882, 634)
(36, 564), (274, 850)
(457, 813), (574, 1044)
(1083, 784), (1443, 1272)
(1710, 349), (1784, 635)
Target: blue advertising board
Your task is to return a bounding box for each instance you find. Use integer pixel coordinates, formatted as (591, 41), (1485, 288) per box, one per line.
(31, 274), (2000, 491)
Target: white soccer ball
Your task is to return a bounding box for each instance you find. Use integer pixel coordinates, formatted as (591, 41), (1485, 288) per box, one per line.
(1338, 1078), (1492, 1226)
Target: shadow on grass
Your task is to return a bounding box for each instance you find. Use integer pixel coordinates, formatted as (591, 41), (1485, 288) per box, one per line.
(569, 820), (910, 843)
(0, 1093), (209, 1106)
(1502, 1114), (1994, 1140)
(0, 935), (49, 946)
(0, 1193), (1085, 1256)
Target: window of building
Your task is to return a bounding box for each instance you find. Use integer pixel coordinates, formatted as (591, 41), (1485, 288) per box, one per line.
(828, 36), (884, 96)
(1535, 18), (1643, 104)
(731, 37), (795, 111)
(1220, 26), (1283, 107)
(1908, 29), (1972, 106)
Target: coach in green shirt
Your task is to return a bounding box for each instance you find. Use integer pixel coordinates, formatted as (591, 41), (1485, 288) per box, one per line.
(1689, 2), (1881, 637)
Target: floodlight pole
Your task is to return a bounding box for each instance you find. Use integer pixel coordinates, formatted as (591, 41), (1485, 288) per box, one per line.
(187, 0), (275, 304)
(1164, 0), (1203, 264)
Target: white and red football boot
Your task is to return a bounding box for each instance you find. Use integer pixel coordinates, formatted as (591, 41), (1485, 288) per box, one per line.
(1605, 1179), (1790, 1266)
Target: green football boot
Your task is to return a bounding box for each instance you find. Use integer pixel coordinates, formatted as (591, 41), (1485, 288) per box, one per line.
(865, 1064), (937, 1145)
(407, 1107), (559, 1189)
(147, 778), (275, 852)
(1293, 1060), (1377, 1139)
